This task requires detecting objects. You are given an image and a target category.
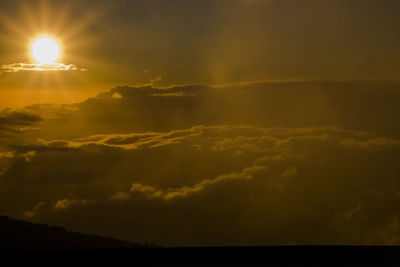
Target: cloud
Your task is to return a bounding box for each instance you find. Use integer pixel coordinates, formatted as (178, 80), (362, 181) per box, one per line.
(24, 202), (45, 218)
(1, 63), (86, 73)
(111, 92), (123, 99)
(340, 137), (400, 149)
(41, 125), (208, 150)
(23, 104), (80, 119)
(129, 165), (267, 201)
(374, 217), (400, 245)
(282, 166), (297, 177)
(109, 191), (130, 200)
(54, 199), (88, 211)
(149, 92), (196, 97)
(38, 125), (400, 155)
(239, 0), (271, 3)
(0, 109), (42, 134)
(0, 151), (14, 159)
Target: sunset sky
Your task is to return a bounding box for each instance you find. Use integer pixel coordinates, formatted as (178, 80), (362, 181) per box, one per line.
(1, 0), (400, 246)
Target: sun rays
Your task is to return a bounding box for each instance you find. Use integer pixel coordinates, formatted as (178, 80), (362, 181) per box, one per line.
(0, 0), (97, 76)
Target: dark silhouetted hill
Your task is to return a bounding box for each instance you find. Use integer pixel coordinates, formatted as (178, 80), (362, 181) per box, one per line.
(0, 216), (398, 266)
(0, 216), (149, 251)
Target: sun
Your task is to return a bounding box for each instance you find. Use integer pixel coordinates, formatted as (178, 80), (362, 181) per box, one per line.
(31, 36), (61, 64)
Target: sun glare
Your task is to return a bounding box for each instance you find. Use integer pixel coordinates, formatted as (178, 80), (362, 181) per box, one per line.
(31, 36), (61, 64)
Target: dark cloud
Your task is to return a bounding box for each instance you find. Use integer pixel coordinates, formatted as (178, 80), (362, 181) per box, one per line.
(1, 81), (400, 246)
(71, 81), (400, 138)
(1, 123), (400, 245)
(0, 109), (42, 135)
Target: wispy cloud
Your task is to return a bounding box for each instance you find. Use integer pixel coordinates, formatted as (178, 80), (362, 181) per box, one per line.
(239, 0), (271, 3)
(128, 165), (267, 201)
(54, 199), (88, 211)
(1, 63), (87, 73)
(24, 201), (45, 218)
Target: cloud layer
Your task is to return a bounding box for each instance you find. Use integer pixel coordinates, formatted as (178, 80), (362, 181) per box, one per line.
(1, 81), (400, 246)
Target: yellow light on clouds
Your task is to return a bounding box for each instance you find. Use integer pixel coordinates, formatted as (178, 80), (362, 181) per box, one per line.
(31, 36), (61, 64)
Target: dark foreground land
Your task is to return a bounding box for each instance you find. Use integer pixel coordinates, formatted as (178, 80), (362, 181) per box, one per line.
(0, 216), (146, 250)
(1, 216), (399, 266)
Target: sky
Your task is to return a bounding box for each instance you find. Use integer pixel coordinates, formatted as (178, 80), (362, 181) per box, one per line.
(1, 0), (400, 107)
(1, 0), (400, 246)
